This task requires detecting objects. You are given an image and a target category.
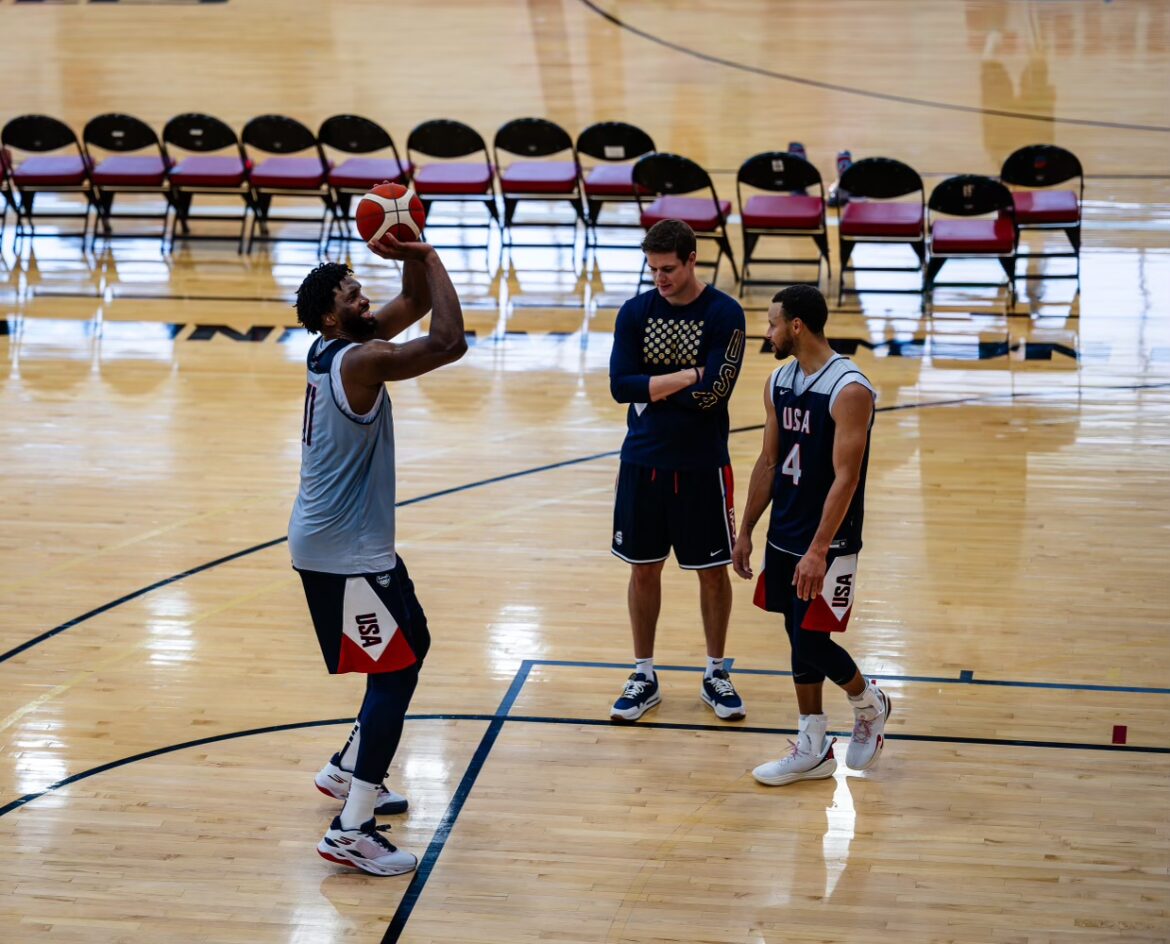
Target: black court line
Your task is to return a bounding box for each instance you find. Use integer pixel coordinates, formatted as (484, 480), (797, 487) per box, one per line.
(576, 0), (1170, 134)
(5, 381), (1170, 666)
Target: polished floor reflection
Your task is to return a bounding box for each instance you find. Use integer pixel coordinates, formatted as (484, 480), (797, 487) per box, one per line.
(1, 0), (1169, 942)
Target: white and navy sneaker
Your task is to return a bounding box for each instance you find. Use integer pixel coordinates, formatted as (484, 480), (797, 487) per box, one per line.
(315, 754), (409, 815)
(753, 736), (837, 786)
(317, 816), (417, 876)
(846, 687), (891, 770)
(610, 672), (661, 721)
(700, 669), (746, 720)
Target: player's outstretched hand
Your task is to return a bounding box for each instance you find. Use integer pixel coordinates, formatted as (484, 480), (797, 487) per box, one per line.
(732, 533), (753, 580)
(367, 231), (435, 262)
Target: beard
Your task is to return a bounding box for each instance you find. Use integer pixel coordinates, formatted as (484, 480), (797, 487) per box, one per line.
(339, 309), (377, 341)
(772, 340), (793, 360)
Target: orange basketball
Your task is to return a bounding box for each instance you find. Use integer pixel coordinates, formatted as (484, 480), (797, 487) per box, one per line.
(354, 182), (427, 244)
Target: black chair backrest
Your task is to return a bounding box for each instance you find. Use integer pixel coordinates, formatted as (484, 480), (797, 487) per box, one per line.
(162, 113), (239, 153)
(318, 115), (393, 154)
(407, 119), (486, 159)
(840, 157), (922, 199)
(1000, 144), (1082, 188)
(2, 115), (78, 153)
(737, 151), (822, 193)
(633, 152), (712, 196)
(84, 113), (159, 152)
(576, 121), (655, 162)
(241, 115), (318, 155)
(494, 117), (573, 158)
(929, 175), (1015, 216)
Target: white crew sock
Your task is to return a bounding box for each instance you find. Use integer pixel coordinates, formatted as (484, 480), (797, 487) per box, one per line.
(798, 713), (828, 753)
(337, 720), (361, 772)
(635, 657), (655, 682)
(705, 656), (725, 679)
(339, 777), (380, 829)
(848, 679), (882, 712)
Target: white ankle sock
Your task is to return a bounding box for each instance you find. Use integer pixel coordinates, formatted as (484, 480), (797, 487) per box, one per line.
(339, 777), (380, 829)
(849, 680), (882, 711)
(705, 656), (724, 679)
(798, 713), (828, 753)
(337, 720), (361, 772)
(635, 657), (655, 682)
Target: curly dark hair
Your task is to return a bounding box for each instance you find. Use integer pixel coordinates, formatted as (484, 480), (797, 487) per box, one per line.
(772, 284), (828, 335)
(293, 262), (352, 333)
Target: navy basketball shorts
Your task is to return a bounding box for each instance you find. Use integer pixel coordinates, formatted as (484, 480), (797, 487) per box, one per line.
(296, 555), (431, 674)
(611, 461), (736, 569)
(753, 543), (859, 633)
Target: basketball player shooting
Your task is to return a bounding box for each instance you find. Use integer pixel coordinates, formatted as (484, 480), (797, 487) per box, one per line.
(288, 232), (466, 875)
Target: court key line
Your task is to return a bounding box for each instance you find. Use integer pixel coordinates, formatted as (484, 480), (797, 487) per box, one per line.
(576, 0), (1170, 134)
(4, 382), (1170, 668)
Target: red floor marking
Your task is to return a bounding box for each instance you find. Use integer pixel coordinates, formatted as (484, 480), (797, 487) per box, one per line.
(1112, 725), (1128, 745)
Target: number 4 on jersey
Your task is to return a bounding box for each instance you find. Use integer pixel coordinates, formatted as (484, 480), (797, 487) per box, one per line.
(781, 443), (801, 484)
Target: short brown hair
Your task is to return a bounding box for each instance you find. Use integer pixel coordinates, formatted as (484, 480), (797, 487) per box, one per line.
(641, 219), (696, 262)
(772, 284), (829, 334)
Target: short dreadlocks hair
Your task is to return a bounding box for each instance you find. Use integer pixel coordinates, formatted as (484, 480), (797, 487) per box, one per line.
(294, 262), (352, 333)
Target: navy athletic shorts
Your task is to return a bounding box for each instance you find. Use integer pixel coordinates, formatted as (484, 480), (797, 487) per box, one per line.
(611, 461), (735, 569)
(753, 543), (859, 633)
(296, 555), (431, 674)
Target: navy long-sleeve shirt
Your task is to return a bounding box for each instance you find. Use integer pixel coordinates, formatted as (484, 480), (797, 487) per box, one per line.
(609, 285), (746, 470)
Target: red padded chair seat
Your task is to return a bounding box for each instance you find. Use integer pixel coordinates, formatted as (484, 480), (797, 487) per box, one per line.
(640, 196), (731, 231)
(931, 217), (1015, 254)
(329, 157), (412, 189)
(742, 194), (823, 230)
(499, 161), (578, 193)
(584, 165), (647, 197)
(250, 157), (328, 189)
(840, 201), (924, 237)
(1012, 190), (1079, 225)
(169, 156), (249, 188)
(12, 155), (92, 186)
(412, 163), (493, 195)
(91, 156), (170, 187)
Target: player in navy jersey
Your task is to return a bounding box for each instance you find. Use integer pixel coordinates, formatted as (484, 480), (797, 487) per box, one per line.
(608, 220), (747, 722)
(732, 285), (891, 785)
(290, 232), (466, 874)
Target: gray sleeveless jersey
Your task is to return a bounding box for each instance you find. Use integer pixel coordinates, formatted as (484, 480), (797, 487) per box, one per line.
(288, 337), (397, 574)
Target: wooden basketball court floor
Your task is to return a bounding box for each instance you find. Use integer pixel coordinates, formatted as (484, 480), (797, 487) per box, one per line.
(1, 1), (1168, 941)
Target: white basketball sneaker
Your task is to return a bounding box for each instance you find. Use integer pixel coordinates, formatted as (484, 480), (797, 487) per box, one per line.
(317, 817), (417, 876)
(753, 714), (837, 786)
(846, 686), (891, 770)
(315, 754), (409, 815)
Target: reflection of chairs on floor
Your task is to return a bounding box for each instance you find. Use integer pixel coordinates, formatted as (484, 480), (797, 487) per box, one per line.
(836, 157), (925, 302)
(576, 121), (655, 248)
(1000, 144), (1082, 284)
(633, 152), (738, 284)
(241, 114), (333, 253)
(406, 119), (498, 247)
(737, 150), (828, 294)
(926, 174), (1018, 312)
(319, 114), (412, 247)
(84, 113), (172, 246)
(494, 117), (584, 249)
(2, 114), (94, 241)
(162, 113), (254, 254)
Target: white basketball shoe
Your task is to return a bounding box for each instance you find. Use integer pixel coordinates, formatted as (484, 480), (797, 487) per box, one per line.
(317, 817), (417, 876)
(315, 754), (409, 815)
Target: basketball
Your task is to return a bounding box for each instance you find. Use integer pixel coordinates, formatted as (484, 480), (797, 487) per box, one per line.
(355, 182), (427, 245)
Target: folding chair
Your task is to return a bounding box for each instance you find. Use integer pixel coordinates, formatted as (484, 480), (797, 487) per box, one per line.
(84, 113), (172, 246)
(926, 174), (1018, 312)
(1000, 144), (1082, 282)
(1, 115), (93, 241)
(162, 113), (253, 253)
(241, 115), (333, 253)
(493, 117), (584, 248)
(737, 151), (828, 294)
(406, 119), (498, 243)
(633, 152), (738, 284)
(576, 120), (655, 243)
(0, 147), (12, 244)
(836, 156), (925, 300)
(319, 114), (412, 246)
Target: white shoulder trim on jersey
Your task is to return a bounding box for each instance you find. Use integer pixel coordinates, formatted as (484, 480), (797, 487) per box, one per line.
(823, 359), (876, 416)
(329, 345), (384, 425)
(771, 361), (796, 393)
